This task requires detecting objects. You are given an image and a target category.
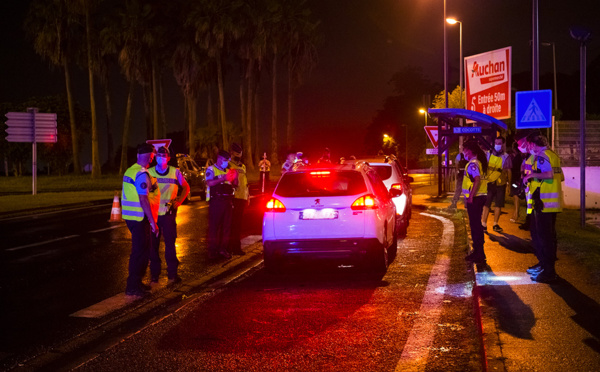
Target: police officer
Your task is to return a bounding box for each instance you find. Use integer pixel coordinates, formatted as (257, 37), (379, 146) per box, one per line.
(228, 143), (248, 256)
(281, 152), (296, 174)
(482, 136), (512, 232)
(462, 140), (489, 263)
(122, 143), (161, 297)
(205, 150), (236, 260)
(148, 146), (190, 285)
(258, 152), (271, 192)
(523, 132), (564, 283)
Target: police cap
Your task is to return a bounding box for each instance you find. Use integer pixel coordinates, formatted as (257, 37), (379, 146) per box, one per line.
(217, 150), (231, 160)
(137, 143), (155, 154)
(157, 146), (170, 156)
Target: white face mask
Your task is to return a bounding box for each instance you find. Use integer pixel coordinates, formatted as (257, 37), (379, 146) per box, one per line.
(518, 145), (527, 153)
(494, 145), (502, 152)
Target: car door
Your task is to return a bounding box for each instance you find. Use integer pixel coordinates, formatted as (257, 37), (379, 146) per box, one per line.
(366, 170), (395, 245)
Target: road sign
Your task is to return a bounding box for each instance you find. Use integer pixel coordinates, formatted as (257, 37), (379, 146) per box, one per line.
(5, 109), (58, 143)
(453, 126), (482, 134)
(424, 126), (439, 147)
(464, 46), (512, 120)
(426, 148), (438, 155)
(146, 138), (172, 152)
(515, 89), (552, 129)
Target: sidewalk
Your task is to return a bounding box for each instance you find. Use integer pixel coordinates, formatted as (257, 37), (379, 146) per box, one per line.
(414, 185), (600, 371)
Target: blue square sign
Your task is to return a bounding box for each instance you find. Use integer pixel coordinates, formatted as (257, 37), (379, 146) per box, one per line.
(516, 90), (552, 129)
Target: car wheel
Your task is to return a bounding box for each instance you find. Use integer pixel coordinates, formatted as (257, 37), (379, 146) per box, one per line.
(368, 244), (388, 273)
(397, 217), (408, 238)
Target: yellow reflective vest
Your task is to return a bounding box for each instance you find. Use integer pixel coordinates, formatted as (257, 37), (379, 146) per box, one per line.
(205, 165), (233, 201)
(229, 160), (249, 200)
(462, 158), (488, 200)
(149, 165), (180, 215)
(122, 163), (160, 222)
(486, 153), (503, 184)
(524, 154), (535, 214)
(527, 149), (563, 214)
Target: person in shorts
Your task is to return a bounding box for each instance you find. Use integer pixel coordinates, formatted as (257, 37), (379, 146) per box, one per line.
(482, 136), (512, 233)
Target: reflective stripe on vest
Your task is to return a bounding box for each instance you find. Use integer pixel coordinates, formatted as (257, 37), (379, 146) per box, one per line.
(486, 154), (503, 183)
(462, 159), (488, 199)
(537, 149), (563, 213)
(122, 164), (146, 221)
(205, 165), (228, 201)
(525, 155), (536, 214)
(149, 166), (180, 215)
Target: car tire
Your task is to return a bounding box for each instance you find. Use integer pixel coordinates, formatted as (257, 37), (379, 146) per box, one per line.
(396, 215), (408, 238)
(368, 244), (388, 273)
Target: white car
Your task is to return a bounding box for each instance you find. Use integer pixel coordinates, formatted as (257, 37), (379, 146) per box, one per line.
(262, 163), (400, 272)
(352, 156), (413, 237)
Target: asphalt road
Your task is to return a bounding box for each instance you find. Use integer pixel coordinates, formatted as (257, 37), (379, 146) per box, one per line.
(0, 192), (266, 369)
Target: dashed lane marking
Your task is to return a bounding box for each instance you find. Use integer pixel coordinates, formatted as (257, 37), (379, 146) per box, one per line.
(395, 213), (455, 372)
(6, 235), (80, 251)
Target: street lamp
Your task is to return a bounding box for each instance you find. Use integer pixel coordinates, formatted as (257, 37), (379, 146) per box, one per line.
(446, 17), (463, 148)
(541, 42), (558, 111)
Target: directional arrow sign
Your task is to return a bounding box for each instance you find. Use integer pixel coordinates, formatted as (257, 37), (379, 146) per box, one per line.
(6, 135), (57, 143)
(6, 128), (57, 135)
(424, 126), (439, 148)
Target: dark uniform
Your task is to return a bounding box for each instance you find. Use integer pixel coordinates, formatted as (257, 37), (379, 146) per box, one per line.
(526, 145), (563, 282)
(205, 150), (235, 260)
(122, 144), (160, 297)
(228, 143), (248, 255)
(462, 155), (488, 263)
(148, 146), (189, 284)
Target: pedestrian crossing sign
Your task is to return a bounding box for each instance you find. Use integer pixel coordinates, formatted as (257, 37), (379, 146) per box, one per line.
(516, 90), (552, 129)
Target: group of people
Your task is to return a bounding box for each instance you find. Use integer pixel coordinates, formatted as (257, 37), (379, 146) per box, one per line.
(459, 130), (564, 283)
(122, 142), (250, 298)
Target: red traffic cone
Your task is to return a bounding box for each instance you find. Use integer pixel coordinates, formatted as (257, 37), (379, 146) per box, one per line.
(109, 191), (123, 222)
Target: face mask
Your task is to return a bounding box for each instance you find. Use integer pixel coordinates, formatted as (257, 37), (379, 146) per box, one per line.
(494, 145), (502, 152)
(518, 145), (527, 153)
(529, 147), (536, 155)
(220, 160), (229, 169)
(233, 156), (241, 162)
(156, 157), (168, 166)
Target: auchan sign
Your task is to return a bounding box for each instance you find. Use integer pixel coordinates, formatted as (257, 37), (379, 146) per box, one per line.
(464, 46), (511, 120)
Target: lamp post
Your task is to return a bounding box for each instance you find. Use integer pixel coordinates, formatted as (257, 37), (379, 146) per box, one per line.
(570, 26), (591, 228)
(446, 17), (463, 148)
(542, 41), (558, 147)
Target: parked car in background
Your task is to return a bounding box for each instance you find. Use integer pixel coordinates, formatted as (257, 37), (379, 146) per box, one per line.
(176, 154), (206, 201)
(352, 156), (413, 237)
(262, 162), (400, 273)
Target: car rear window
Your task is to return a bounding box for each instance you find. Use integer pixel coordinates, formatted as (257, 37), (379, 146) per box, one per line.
(275, 170), (367, 197)
(371, 165), (392, 180)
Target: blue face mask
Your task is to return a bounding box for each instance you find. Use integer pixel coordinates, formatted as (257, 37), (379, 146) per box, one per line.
(156, 157), (168, 167)
(220, 160), (229, 169)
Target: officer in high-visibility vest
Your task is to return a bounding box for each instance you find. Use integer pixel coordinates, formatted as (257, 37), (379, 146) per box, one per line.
(258, 152), (271, 192)
(522, 132), (564, 283)
(122, 143), (161, 298)
(461, 140), (489, 264)
(481, 136), (512, 233)
(228, 143), (248, 256)
(516, 130), (539, 231)
(449, 146), (467, 209)
(148, 146), (190, 285)
(205, 150), (237, 260)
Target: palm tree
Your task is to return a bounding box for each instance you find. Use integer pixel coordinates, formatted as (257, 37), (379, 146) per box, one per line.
(24, 0), (83, 174)
(190, 0), (244, 151)
(280, 0), (319, 149)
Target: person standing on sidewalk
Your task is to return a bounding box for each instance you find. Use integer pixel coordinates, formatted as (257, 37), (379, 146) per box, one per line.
(148, 146), (189, 285)
(462, 140), (489, 263)
(258, 152), (271, 192)
(523, 132), (564, 283)
(228, 143), (248, 256)
(482, 136), (512, 232)
(517, 130), (539, 231)
(509, 142), (525, 223)
(122, 144), (161, 297)
(205, 150), (237, 260)
(449, 146), (467, 209)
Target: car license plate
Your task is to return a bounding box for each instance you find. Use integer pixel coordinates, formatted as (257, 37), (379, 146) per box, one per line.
(299, 208), (338, 220)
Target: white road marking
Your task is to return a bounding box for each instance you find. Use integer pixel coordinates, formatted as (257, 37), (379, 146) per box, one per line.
(395, 213), (455, 372)
(88, 225), (123, 233)
(70, 235), (263, 318)
(6, 235), (80, 251)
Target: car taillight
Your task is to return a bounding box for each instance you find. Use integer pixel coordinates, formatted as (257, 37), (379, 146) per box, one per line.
(351, 194), (378, 210)
(391, 183), (403, 193)
(266, 198), (286, 212)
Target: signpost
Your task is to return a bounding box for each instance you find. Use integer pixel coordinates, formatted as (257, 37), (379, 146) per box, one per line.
(5, 108), (58, 195)
(464, 46), (512, 120)
(515, 89), (552, 129)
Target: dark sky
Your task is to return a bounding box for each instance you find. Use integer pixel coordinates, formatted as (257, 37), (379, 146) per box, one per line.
(2, 0), (599, 163)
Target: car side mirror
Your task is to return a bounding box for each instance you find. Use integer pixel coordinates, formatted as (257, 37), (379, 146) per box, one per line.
(407, 176), (414, 183)
(389, 188), (402, 198)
